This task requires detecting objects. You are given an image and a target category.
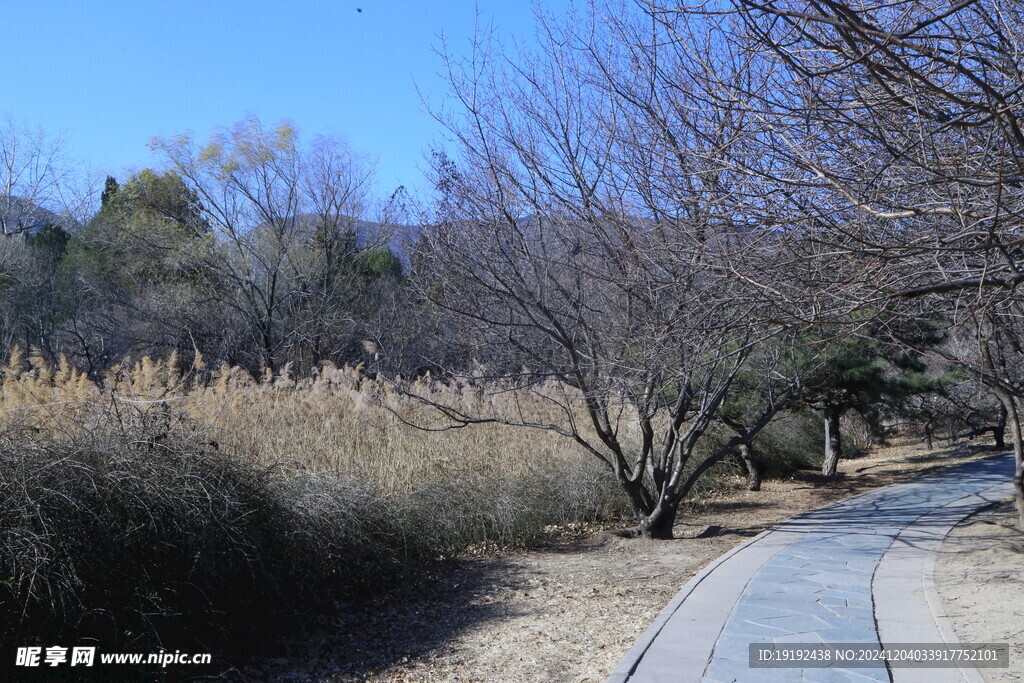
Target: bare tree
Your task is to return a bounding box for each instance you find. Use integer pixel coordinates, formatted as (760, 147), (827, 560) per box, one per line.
(406, 6), (811, 538)
(0, 116), (85, 236)
(674, 0), (1024, 520)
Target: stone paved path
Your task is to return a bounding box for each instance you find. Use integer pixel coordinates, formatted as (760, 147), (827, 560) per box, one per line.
(610, 454), (1014, 683)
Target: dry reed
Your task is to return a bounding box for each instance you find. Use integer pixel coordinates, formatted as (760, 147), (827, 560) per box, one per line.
(0, 349), (616, 496)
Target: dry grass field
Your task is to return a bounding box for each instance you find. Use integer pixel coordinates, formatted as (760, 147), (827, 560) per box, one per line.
(0, 350), (615, 494)
(0, 349), (639, 673)
(249, 437), (997, 682)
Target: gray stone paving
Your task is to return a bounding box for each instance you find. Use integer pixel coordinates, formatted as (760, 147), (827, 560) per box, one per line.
(874, 483), (1011, 683)
(610, 453), (1015, 683)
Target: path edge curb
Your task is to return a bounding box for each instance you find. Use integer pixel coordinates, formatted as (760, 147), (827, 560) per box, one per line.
(608, 452), (1015, 683)
(608, 478), (928, 683)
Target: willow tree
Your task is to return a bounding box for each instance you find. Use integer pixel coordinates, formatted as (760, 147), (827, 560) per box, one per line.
(150, 118), (381, 372)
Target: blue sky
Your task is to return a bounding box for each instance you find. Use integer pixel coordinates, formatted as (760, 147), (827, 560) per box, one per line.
(4, 1), (575, 199)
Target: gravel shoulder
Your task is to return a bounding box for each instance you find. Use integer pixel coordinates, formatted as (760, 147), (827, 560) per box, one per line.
(242, 440), (996, 682)
(935, 498), (1024, 682)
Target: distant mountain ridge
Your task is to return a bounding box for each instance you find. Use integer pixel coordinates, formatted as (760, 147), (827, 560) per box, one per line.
(259, 213), (414, 260)
(0, 199), (415, 263)
(0, 195), (77, 235)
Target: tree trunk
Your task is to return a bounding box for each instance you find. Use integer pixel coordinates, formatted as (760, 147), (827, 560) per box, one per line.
(1005, 401), (1024, 528)
(639, 500), (678, 539)
(993, 390), (1024, 528)
(736, 443), (761, 491)
(995, 403), (1008, 450)
(822, 404), (843, 477)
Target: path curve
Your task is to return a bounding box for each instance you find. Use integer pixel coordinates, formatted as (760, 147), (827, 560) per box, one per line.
(609, 453), (1014, 683)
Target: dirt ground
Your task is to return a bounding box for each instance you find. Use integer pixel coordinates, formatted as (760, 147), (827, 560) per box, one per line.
(238, 439), (997, 682)
(936, 499), (1024, 682)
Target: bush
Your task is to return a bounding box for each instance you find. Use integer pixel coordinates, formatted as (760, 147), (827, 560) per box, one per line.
(752, 409), (827, 476)
(689, 410), (826, 493)
(403, 458), (629, 552)
(0, 441), (405, 658)
(0, 402), (629, 671)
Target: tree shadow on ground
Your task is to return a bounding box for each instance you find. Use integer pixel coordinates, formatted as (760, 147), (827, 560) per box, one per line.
(4, 554), (542, 682)
(899, 441), (1000, 466)
(226, 556), (527, 681)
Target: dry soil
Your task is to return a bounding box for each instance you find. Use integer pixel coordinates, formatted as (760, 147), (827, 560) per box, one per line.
(239, 439), (998, 682)
(936, 499), (1024, 682)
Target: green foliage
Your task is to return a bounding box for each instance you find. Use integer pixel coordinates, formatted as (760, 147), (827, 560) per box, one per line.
(70, 170), (216, 290)
(25, 223), (69, 269)
(358, 247), (403, 279)
(95, 169), (210, 239)
(60, 227), (120, 289)
(99, 176), (119, 209)
(805, 334), (890, 411)
(799, 317), (949, 416)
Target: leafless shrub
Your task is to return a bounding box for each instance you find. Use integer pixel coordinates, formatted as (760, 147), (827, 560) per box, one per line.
(0, 351), (633, 660)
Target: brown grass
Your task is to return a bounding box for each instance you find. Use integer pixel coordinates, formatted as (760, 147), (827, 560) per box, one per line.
(0, 351), (637, 668)
(0, 350), (608, 495)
